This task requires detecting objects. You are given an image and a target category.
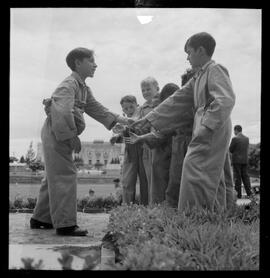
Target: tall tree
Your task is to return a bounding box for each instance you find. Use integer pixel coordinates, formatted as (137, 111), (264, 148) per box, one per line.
(25, 141), (36, 165)
(19, 156), (25, 163)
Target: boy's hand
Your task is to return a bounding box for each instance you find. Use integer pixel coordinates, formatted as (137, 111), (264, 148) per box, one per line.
(116, 115), (129, 125)
(124, 132), (141, 144)
(69, 136), (81, 153)
(131, 118), (151, 134)
(112, 123), (125, 134)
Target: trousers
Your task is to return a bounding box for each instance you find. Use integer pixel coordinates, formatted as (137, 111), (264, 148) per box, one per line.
(32, 117), (77, 228)
(232, 163), (252, 198)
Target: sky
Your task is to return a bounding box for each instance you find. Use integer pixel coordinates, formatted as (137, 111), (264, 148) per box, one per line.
(10, 8), (261, 158)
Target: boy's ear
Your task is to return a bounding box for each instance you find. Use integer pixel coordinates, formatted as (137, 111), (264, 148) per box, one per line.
(198, 46), (206, 56)
(74, 59), (81, 68)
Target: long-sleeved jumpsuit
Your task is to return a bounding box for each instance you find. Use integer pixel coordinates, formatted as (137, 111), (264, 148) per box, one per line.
(146, 60), (235, 211)
(32, 72), (118, 228)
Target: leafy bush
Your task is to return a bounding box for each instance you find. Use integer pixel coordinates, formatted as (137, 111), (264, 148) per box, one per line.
(25, 197), (37, 209)
(13, 197), (27, 209)
(103, 202), (259, 270)
(248, 143), (260, 173)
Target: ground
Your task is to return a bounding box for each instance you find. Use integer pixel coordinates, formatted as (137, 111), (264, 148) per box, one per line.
(9, 212), (110, 270)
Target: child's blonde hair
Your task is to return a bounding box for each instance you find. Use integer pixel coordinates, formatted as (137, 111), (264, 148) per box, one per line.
(140, 76), (159, 89)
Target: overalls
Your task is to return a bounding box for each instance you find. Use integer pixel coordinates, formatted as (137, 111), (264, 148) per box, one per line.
(33, 72), (117, 228)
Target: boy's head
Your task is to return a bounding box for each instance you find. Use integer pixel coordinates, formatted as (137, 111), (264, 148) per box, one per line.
(66, 47), (97, 79)
(184, 32), (216, 69)
(140, 77), (159, 102)
(120, 95), (138, 117)
(234, 125), (242, 135)
(160, 83), (180, 102)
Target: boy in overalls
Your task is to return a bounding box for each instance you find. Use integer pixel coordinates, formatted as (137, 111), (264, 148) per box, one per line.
(139, 77), (160, 202)
(30, 47), (129, 236)
(132, 32), (235, 212)
(110, 95), (148, 205)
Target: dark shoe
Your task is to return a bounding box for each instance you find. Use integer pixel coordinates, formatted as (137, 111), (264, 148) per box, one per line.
(30, 218), (53, 229)
(56, 225), (88, 236)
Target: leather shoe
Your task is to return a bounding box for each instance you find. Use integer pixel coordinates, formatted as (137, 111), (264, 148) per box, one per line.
(30, 218), (53, 229)
(56, 225), (88, 236)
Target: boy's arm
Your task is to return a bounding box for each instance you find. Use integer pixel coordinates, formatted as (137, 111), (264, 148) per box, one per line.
(50, 83), (78, 141)
(84, 88), (128, 130)
(201, 64), (236, 131)
(142, 79), (195, 132)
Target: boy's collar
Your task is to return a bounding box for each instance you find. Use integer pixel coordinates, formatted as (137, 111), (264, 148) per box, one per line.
(194, 60), (215, 79)
(71, 71), (87, 86)
(200, 59), (214, 71)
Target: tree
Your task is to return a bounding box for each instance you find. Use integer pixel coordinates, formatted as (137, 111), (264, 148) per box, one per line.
(28, 160), (45, 172)
(248, 143), (260, 174)
(19, 156), (25, 163)
(9, 156), (18, 163)
(25, 141), (36, 165)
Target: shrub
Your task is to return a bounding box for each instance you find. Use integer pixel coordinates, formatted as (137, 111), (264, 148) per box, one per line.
(103, 203), (259, 270)
(13, 197), (25, 209)
(25, 198), (37, 209)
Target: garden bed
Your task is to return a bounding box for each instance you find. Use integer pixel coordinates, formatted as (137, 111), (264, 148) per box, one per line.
(102, 202), (260, 270)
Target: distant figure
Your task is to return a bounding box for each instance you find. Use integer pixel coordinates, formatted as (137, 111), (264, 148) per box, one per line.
(229, 125), (253, 199)
(113, 178), (122, 204)
(88, 188), (95, 198)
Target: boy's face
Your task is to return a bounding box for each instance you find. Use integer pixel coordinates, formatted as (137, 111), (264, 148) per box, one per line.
(75, 56), (97, 78)
(185, 45), (202, 69)
(121, 102), (137, 117)
(141, 83), (159, 102)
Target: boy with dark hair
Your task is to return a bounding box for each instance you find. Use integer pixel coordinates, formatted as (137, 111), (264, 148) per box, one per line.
(132, 32), (235, 212)
(111, 95), (148, 205)
(165, 72), (195, 208)
(30, 47), (130, 236)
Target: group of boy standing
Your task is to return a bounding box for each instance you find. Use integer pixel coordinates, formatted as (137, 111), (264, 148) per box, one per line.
(30, 31), (240, 236)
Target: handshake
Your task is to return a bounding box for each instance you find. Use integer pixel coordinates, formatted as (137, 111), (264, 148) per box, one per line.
(111, 117), (152, 145)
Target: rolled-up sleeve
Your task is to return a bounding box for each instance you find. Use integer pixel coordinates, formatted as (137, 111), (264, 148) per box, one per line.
(146, 79), (194, 132)
(201, 64), (235, 130)
(50, 83), (77, 141)
(84, 88), (118, 130)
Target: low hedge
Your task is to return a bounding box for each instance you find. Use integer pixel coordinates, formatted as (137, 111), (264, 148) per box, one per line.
(9, 194), (127, 211)
(103, 202), (259, 270)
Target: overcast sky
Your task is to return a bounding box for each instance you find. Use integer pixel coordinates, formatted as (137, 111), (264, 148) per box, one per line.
(10, 8), (261, 158)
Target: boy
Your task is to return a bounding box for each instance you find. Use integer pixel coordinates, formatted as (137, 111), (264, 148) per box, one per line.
(30, 47), (130, 236)
(139, 77), (160, 201)
(113, 178), (123, 205)
(111, 95), (148, 205)
(132, 32), (235, 212)
(126, 83), (179, 205)
(165, 73), (195, 208)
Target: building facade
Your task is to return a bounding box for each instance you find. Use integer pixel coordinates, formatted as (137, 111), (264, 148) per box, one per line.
(36, 140), (124, 168)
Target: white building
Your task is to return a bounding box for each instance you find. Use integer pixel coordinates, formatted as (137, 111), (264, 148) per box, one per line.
(36, 140), (124, 169)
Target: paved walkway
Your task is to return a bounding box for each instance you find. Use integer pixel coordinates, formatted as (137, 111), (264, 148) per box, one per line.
(9, 212), (110, 270)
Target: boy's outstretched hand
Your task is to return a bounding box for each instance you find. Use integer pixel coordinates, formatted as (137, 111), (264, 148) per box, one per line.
(116, 116), (135, 126)
(124, 132), (141, 144)
(131, 118), (151, 134)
